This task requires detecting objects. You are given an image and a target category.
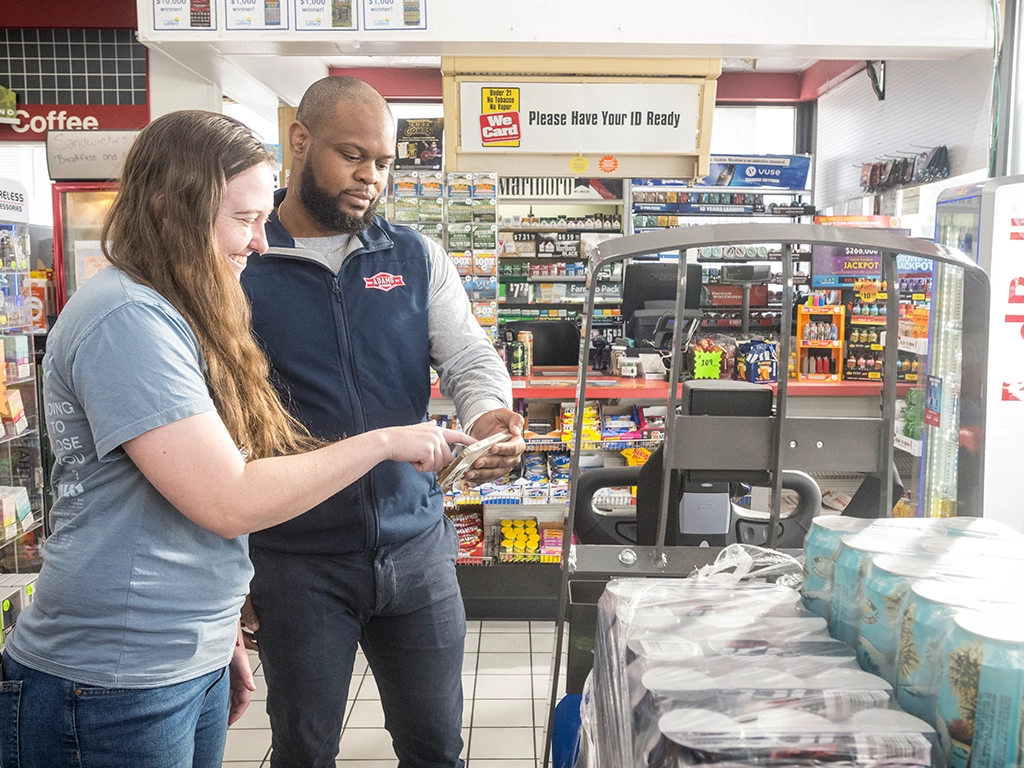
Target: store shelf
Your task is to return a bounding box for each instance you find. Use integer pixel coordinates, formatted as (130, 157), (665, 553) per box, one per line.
(898, 335), (929, 355)
(524, 437), (662, 451)
(502, 299), (622, 306)
(701, 319), (780, 329)
(844, 370), (883, 381)
(498, 227), (620, 233)
(847, 342), (885, 352)
(799, 305), (844, 315)
(499, 198), (624, 206)
(497, 257), (593, 264)
(894, 430), (923, 457)
(1, 514), (43, 550)
(798, 373), (842, 382)
(683, 186), (814, 195)
(525, 276), (593, 283)
(0, 427), (37, 449)
(700, 303), (783, 309)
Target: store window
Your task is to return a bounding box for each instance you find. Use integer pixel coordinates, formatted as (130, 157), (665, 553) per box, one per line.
(711, 105), (797, 155)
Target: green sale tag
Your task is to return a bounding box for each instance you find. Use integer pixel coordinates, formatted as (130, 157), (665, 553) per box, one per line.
(693, 350), (723, 379)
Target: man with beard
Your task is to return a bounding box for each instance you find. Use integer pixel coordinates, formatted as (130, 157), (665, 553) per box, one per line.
(239, 76), (525, 768)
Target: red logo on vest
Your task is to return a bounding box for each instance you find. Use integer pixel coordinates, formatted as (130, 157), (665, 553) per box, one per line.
(363, 272), (406, 292)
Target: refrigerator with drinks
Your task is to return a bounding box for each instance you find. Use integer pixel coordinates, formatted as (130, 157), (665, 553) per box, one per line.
(50, 182), (117, 313)
(931, 176), (1024, 531)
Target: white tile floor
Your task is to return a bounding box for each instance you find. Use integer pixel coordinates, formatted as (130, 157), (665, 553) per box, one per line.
(222, 620), (569, 768)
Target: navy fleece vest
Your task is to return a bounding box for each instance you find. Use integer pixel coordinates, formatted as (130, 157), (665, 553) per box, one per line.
(241, 197), (440, 554)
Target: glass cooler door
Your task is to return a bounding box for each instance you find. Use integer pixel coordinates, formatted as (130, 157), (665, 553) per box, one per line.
(51, 183), (117, 313)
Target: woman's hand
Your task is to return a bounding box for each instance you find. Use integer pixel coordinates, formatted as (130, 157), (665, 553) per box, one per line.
(381, 424), (474, 473)
(228, 622), (257, 726)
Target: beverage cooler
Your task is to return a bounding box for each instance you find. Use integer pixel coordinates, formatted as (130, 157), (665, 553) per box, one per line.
(933, 177), (1024, 532)
(45, 130), (138, 314)
(50, 182), (116, 313)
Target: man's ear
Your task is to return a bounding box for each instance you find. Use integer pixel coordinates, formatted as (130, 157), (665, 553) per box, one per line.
(289, 120), (310, 160)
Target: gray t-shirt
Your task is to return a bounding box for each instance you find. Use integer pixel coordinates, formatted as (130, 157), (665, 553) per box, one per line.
(7, 267), (253, 688)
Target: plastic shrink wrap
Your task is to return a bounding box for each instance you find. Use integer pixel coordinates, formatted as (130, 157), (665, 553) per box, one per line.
(581, 572), (941, 767)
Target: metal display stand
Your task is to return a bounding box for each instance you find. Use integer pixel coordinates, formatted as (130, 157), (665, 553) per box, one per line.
(542, 223), (989, 767)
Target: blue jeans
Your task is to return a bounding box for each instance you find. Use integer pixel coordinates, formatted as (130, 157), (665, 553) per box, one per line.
(0, 653), (229, 768)
(249, 515), (466, 768)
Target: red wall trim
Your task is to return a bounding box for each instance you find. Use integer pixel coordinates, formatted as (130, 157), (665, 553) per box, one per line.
(4, 0), (137, 29)
(717, 72), (802, 103)
(717, 61), (867, 103)
(798, 60), (866, 100)
(328, 67), (443, 101)
(332, 61), (866, 106)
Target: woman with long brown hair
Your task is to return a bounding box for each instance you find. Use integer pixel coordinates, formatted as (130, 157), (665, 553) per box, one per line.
(0, 110), (471, 768)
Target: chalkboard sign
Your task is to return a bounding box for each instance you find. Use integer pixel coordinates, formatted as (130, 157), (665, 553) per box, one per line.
(46, 130), (139, 182)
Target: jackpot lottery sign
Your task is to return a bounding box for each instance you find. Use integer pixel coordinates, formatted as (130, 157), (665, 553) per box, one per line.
(460, 81), (701, 155)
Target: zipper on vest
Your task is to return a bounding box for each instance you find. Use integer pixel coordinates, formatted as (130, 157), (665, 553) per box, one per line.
(331, 268), (379, 550)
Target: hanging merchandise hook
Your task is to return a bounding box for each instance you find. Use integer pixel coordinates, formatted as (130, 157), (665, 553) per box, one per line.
(865, 60), (886, 100)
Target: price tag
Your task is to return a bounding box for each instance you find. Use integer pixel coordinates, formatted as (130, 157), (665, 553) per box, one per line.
(857, 283), (879, 304)
(693, 350), (723, 379)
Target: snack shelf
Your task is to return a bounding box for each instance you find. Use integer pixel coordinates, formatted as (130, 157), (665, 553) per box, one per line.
(897, 335), (929, 355)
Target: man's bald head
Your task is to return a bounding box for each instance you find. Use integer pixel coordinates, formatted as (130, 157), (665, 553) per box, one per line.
(295, 76), (391, 135)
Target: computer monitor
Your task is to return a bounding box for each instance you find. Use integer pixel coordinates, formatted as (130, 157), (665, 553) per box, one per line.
(620, 260), (703, 344)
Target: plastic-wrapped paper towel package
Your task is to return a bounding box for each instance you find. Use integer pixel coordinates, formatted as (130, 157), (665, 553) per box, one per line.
(580, 558), (938, 768)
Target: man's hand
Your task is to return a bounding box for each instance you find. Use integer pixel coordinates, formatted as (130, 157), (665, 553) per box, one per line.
(240, 595), (260, 652)
(464, 408), (526, 484)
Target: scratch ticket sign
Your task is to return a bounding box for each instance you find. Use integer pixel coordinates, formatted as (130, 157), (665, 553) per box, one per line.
(479, 87), (521, 148)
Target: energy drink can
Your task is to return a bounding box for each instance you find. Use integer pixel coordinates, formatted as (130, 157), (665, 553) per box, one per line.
(516, 331), (533, 376)
(509, 341), (526, 376)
